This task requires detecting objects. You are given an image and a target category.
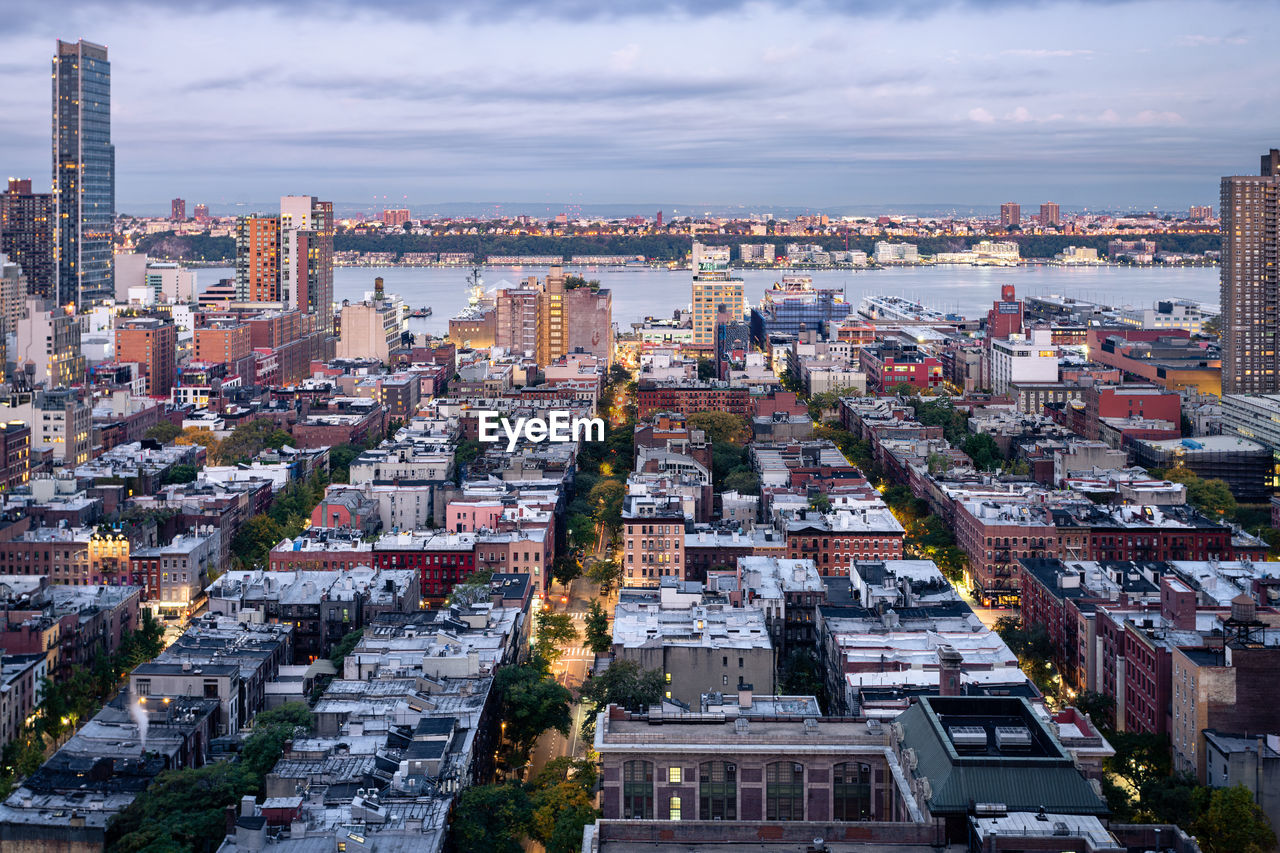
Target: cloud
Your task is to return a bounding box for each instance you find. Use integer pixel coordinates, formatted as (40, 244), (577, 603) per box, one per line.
(1178, 34), (1249, 47)
(610, 44), (641, 72)
(968, 107), (995, 123)
(1001, 48), (1093, 57)
(1006, 106), (1033, 122)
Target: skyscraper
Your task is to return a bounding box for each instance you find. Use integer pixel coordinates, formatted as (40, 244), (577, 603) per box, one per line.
(1039, 202), (1060, 227)
(690, 242), (743, 346)
(171, 198), (186, 221)
(53, 39), (114, 310)
(0, 179), (54, 298)
(281, 195), (334, 330)
(1000, 202), (1021, 228)
(193, 203), (210, 223)
(232, 196), (334, 329)
(1220, 149), (1280, 394)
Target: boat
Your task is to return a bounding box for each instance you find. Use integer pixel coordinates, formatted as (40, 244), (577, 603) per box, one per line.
(410, 307), (433, 318)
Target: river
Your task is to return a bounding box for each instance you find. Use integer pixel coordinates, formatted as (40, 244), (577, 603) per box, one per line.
(196, 264), (1221, 337)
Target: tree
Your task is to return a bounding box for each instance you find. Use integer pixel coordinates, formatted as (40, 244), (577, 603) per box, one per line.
(453, 438), (483, 484)
(1106, 731), (1173, 794)
(160, 463), (198, 485)
(1165, 467), (1237, 517)
(530, 781), (599, 853)
(493, 663), (572, 766)
(587, 479), (625, 530)
(447, 568), (495, 608)
(329, 629), (363, 669)
(584, 600), (612, 655)
(550, 554), (581, 587)
(578, 659), (664, 737)
(963, 432), (1004, 471)
(144, 422), (182, 443)
(689, 411), (751, 445)
(327, 442), (363, 484)
(1190, 785), (1276, 853)
(535, 611), (579, 663)
(106, 762), (255, 852)
(174, 428), (221, 462)
(696, 356), (717, 380)
(808, 493), (832, 514)
(253, 702), (314, 731)
(1074, 690), (1115, 726)
(585, 559), (623, 596)
(890, 381), (920, 397)
(567, 514), (597, 551)
(776, 647), (829, 712)
(449, 783), (532, 853)
(231, 514), (285, 570)
(721, 469), (760, 495)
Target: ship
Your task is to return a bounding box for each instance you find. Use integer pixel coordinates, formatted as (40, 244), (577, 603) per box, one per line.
(858, 294), (964, 324)
(409, 307), (433, 318)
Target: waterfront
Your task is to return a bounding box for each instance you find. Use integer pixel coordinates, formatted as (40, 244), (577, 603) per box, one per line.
(200, 264), (1221, 336)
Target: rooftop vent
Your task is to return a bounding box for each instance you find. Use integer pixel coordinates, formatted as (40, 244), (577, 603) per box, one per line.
(948, 725), (988, 752)
(994, 726), (1033, 752)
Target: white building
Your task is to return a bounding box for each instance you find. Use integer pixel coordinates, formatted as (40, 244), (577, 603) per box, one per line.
(873, 242), (919, 264)
(989, 327), (1058, 394)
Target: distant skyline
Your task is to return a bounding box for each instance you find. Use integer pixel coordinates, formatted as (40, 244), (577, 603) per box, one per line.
(1, 0), (1276, 215)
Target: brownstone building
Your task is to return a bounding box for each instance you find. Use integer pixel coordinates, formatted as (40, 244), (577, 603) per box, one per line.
(115, 316), (176, 398)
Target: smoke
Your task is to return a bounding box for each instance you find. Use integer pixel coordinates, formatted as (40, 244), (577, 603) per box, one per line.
(130, 695), (149, 752)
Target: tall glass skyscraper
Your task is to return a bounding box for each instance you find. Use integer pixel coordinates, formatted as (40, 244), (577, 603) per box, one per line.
(53, 39), (114, 310)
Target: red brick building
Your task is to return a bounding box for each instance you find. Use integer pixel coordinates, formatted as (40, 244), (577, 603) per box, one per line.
(373, 532), (476, 600)
(637, 380), (750, 419)
(859, 345), (943, 394)
(1081, 384), (1181, 440)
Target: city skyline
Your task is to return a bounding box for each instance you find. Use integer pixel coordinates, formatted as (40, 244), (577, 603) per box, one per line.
(0, 0), (1274, 213)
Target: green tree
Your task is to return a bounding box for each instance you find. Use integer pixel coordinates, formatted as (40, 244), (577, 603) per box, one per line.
(776, 647), (829, 712)
(578, 659), (664, 738)
(1165, 467), (1237, 517)
(453, 438), (483, 484)
(567, 514), (597, 551)
(449, 782), (533, 853)
(584, 600), (612, 655)
(550, 554), (581, 587)
(329, 629), (363, 669)
(585, 559), (623, 596)
(106, 762), (255, 852)
(963, 432), (1004, 471)
(160, 463), (198, 485)
(721, 469), (760, 495)
(808, 493), (832, 514)
(144, 421), (182, 443)
(587, 479), (625, 530)
(253, 703), (314, 731)
(696, 357), (717, 380)
(231, 514), (285, 570)
(689, 411), (751, 445)
(535, 611), (579, 663)
(1191, 784), (1276, 853)
(327, 442), (363, 484)
(530, 781), (600, 853)
(493, 663), (572, 767)
(1106, 731), (1173, 794)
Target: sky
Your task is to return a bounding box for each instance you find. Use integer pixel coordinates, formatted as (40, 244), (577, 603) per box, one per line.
(1, 0), (1277, 216)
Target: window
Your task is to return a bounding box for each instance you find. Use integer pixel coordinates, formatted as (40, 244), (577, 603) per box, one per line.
(832, 762), (872, 821)
(668, 795), (681, 821)
(699, 761), (736, 820)
(135, 679), (150, 696)
(668, 766), (682, 783)
(766, 762), (804, 821)
(623, 760), (654, 819)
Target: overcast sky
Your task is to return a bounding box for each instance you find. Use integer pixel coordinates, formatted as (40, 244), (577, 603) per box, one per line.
(1, 0), (1276, 215)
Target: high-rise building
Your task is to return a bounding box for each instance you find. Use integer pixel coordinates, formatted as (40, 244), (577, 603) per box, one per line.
(1189, 205), (1213, 221)
(0, 255), (27, 382)
(565, 283), (613, 366)
(0, 179), (54, 298)
(193, 203), (210, 223)
(690, 242), (743, 346)
(14, 296), (85, 388)
(233, 196), (334, 330)
(1039, 202), (1060, 227)
(115, 316), (176, 398)
(280, 195), (334, 330)
(1220, 149), (1280, 394)
(170, 198), (186, 222)
(495, 285), (541, 356)
(53, 39), (114, 310)
(538, 266), (566, 365)
(382, 209), (410, 227)
(1000, 202), (1021, 228)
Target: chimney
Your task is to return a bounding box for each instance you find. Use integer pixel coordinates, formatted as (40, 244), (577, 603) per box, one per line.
(738, 683), (753, 710)
(241, 795), (256, 817)
(937, 644), (963, 696)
